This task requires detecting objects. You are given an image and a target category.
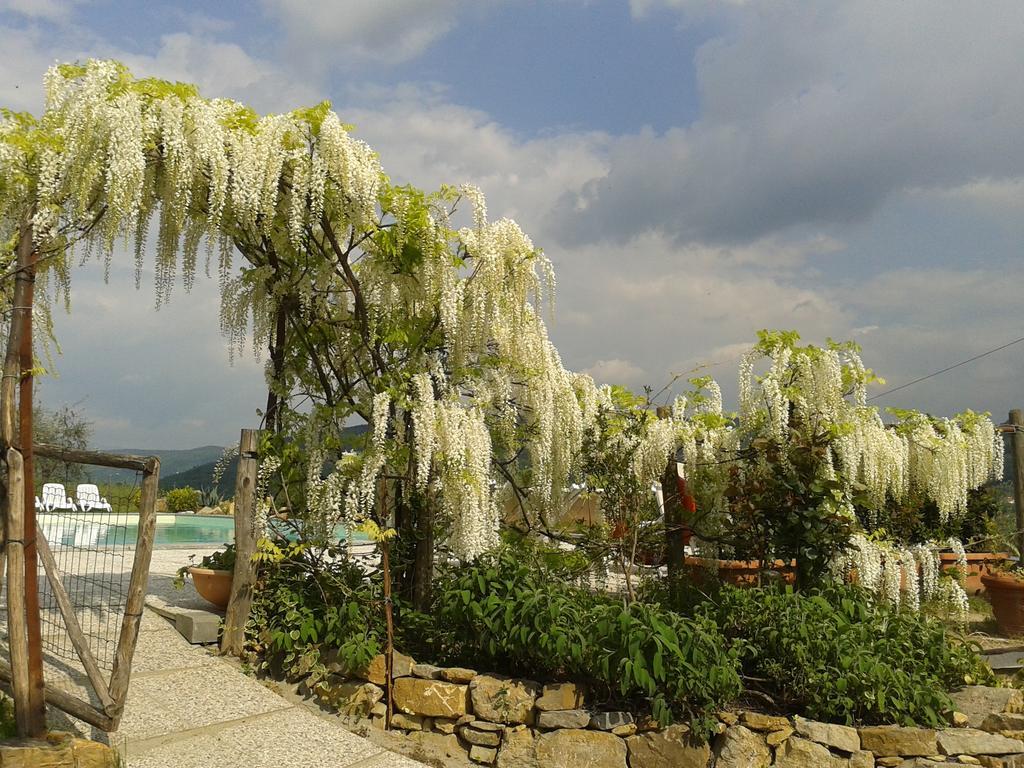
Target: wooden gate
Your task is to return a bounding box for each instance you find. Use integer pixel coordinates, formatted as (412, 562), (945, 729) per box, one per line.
(1, 443), (159, 732)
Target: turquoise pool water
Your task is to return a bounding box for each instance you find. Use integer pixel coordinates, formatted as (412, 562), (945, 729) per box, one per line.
(38, 512), (364, 549)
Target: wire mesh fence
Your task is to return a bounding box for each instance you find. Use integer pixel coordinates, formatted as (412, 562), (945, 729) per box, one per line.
(1, 447), (158, 730)
(35, 477), (144, 672)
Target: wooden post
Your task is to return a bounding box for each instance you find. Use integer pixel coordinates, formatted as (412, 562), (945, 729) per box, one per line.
(15, 221), (45, 736)
(1, 223), (45, 736)
(656, 407), (686, 602)
(1009, 410), (1024, 563)
(381, 538), (395, 730)
(221, 429), (260, 656)
(5, 449), (31, 736)
(379, 478), (394, 730)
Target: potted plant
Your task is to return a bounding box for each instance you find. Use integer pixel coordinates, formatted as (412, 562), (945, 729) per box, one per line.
(981, 565), (1024, 636)
(937, 487), (1010, 595)
(176, 544), (236, 609)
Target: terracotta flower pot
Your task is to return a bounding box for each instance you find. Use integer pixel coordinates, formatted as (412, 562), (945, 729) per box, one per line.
(188, 567), (232, 609)
(939, 553), (1009, 596)
(684, 556), (797, 588)
(981, 571), (1024, 636)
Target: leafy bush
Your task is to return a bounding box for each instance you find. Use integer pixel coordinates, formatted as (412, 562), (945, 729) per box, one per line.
(165, 486), (201, 512)
(861, 485), (1004, 550)
(434, 549), (741, 737)
(244, 538), (993, 736)
(0, 694), (14, 740)
(713, 430), (856, 587)
(248, 540), (383, 691)
(709, 584), (994, 726)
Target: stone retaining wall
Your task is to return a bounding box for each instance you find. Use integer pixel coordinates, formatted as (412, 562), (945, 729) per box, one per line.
(307, 654), (1024, 767)
(0, 732), (118, 767)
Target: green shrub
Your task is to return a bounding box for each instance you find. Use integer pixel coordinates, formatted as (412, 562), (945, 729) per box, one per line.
(164, 486), (201, 512)
(248, 540), (382, 691)
(0, 694), (15, 740)
(709, 584), (995, 726)
(860, 484), (1004, 550)
(435, 549), (741, 737)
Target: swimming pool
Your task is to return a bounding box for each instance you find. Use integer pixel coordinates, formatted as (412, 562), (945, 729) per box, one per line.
(38, 512), (364, 549)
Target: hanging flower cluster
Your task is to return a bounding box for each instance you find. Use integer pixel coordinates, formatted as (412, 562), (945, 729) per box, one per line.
(333, 189), (603, 558)
(695, 331), (1001, 524)
(0, 60), (610, 562)
(0, 62), (1006, 570)
(832, 535), (968, 623)
(611, 329), (1001, 618)
(19, 60), (381, 340)
(895, 410), (1003, 522)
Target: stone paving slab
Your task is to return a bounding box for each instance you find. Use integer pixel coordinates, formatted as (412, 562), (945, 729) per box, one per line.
(129, 625), (221, 674)
(118, 650), (293, 743)
(124, 706), (423, 768)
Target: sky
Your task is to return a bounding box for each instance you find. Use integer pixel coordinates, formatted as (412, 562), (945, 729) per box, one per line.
(2, 0), (1023, 448)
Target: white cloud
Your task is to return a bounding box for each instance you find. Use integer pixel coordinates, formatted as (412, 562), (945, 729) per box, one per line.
(0, 23), (319, 117)
(10, 0), (1024, 446)
(0, 27), (66, 111)
(551, 2), (1024, 246)
(336, 88), (1020, 420)
(261, 0), (473, 67)
(583, 358), (645, 386)
(0, 0), (76, 23)
(630, 0), (749, 19)
(920, 177), (1024, 215)
(112, 32), (321, 113)
(341, 86), (610, 226)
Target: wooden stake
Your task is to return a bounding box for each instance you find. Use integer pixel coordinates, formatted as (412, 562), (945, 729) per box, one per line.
(221, 429), (260, 656)
(380, 477), (395, 731)
(656, 406), (686, 603)
(14, 222), (45, 741)
(5, 448), (31, 736)
(1010, 410), (1024, 563)
(0, 223), (28, 604)
(381, 539), (395, 729)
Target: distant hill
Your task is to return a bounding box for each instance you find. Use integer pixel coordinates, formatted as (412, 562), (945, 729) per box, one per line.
(83, 424), (370, 496)
(86, 445), (226, 486)
(158, 425), (371, 495)
(160, 457), (237, 495)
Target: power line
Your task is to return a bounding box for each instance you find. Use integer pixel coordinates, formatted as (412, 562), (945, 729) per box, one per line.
(867, 334), (1024, 402)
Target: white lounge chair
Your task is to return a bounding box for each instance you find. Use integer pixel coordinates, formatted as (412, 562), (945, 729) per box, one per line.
(40, 483), (76, 512)
(75, 483), (112, 513)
